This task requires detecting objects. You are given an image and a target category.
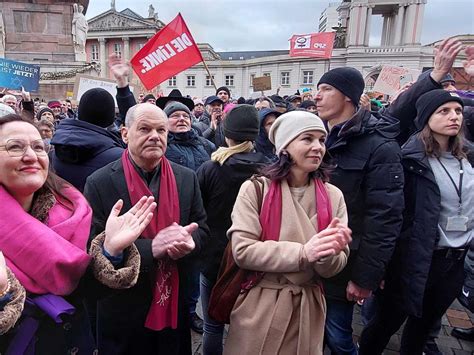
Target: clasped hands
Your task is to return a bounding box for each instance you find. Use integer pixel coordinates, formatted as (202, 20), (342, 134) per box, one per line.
(303, 217), (352, 263)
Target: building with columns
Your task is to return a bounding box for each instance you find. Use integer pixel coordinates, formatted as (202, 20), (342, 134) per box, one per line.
(83, 0), (470, 100)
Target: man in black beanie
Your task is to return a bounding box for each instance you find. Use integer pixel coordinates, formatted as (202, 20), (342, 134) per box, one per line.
(50, 88), (125, 191)
(315, 67), (404, 354)
(216, 86), (231, 106)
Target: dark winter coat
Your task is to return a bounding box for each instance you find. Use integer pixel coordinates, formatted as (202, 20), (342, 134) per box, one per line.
(166, 129), (215, 171)
(255, 109), (277, 162)
(387, 135), (474, 317)
(0, 290), (95, 355)
(323, 108), (405, 301)
(197, 152), (269, 283)
(83, 159), (209, 355)
(51, 119), (125, 192)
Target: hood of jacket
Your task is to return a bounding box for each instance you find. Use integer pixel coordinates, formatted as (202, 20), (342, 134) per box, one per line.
(338, 108), (401, 141)
(255, 109), (277, 160)
(51, 118), (125, 163)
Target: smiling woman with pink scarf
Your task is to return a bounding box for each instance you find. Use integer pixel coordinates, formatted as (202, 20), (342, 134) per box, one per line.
(0, 114), (156, 354)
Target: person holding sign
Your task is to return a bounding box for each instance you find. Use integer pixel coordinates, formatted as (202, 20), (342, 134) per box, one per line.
(359, 90), (474, 354)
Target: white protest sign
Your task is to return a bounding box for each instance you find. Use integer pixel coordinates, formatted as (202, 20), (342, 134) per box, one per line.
(73, 74), (134, 107)
(373, 65), (421, 96)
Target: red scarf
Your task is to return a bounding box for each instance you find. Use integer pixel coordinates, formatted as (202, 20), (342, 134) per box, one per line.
(242, 178), (332, 289)
(122, 150), (180, 331)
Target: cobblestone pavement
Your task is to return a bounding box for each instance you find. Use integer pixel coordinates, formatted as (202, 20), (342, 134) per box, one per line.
(191, 300), (474, 354)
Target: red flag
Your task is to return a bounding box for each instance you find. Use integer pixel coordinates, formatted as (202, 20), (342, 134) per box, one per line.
(130, 13), (203, 90)
(289, 32), (336, 59)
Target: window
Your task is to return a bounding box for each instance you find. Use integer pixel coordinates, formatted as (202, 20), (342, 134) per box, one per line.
(302, 70), (314, 85)
(205, 75), (215, 87)
(281, 71), (290, 86)
(138, 43), (145, 50)
(225, 75), (234, 87)
(250, 74), (256, 87)
(186, 75), (196, 87)
(114, 43), (122, 58)
(168, 76), (177, 87)
(91, 44), (99, 61)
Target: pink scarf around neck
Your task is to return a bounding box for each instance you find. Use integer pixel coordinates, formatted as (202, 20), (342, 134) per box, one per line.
(242, 178), (332, 289)
(0, 185), (92, 295)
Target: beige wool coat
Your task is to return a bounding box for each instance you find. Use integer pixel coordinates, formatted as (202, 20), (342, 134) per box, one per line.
(224, 178), (349, 355)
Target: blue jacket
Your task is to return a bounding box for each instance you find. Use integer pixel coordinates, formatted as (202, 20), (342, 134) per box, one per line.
(51, 119), (125, 191)
(165, 129), (215, 171)
(255, 108), (277, 162)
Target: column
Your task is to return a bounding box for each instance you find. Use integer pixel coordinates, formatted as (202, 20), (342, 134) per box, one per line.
(348, 4), (367, 46)
(412, 1), (426, 44)
(381, 14), (389, 46)
(393, 5), (406, 45)
(387, 14), (395, 45)
(364, 6), (373, 46)
(122, 37), (130, 61)
(99, 37), (107, 78)
(403, 3), (417, 45)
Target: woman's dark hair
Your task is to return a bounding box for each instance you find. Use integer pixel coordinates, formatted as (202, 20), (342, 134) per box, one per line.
(260, 151), (331, 182)
(0, 114), (72, 205)
(419, 124), (467, 160)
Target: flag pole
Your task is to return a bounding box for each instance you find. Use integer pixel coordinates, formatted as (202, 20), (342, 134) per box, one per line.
(201, 58), (217, 92)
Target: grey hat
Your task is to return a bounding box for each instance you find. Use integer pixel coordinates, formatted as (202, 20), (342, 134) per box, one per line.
(0, 103), (15, 117)
(163, 102), (191, 117)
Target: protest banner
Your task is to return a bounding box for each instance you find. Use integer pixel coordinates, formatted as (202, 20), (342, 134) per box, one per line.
(252, 76), (272, 92)
(73, 74), (134, 106)
(130, 13), (203, 90)
(289, 32), (335, 59)
(0, 58), (40, 92)
(373, 65), (421, 96)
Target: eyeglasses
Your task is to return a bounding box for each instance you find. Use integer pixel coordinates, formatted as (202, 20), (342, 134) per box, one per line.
(0, 139), (50, 157)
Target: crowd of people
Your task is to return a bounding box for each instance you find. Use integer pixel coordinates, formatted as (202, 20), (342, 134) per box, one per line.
(0, 38), (473, 355)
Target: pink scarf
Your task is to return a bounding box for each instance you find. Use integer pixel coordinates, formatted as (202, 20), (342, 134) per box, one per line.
(121, 150), (181, 331)
(242, 178), (332, 289)
(0, 186), (92, 295)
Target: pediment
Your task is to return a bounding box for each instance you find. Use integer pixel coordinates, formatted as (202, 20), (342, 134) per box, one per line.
(88, 10), (156, 31)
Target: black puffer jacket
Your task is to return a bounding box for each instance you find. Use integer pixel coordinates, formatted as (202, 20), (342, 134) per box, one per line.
(387, 136), (474, 316)
(323, 109), (405, 301)
(51, 119), (125, 191)
(197, 152), (269, 283)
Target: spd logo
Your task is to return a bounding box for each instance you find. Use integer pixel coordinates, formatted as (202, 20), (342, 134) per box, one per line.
(294, 35), (311, 49)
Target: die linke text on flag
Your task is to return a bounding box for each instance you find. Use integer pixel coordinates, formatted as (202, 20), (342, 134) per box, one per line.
(130, 13), (203, 90)
(289, 32), (336, 59)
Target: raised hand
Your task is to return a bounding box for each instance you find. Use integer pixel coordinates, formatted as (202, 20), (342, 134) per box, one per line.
(21, 87), (31, 102)
(463, 46), (474, 77)
(0, 252), (9, 294)
(104, 196), (156, 256)
(359, 94), (371, 111)
(431, 37), (463, 83)
(108, 53), (130, 88)
(303, 218), (352, 263)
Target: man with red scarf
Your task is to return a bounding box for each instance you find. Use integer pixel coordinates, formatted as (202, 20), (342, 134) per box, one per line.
(84, 103), (209, 355)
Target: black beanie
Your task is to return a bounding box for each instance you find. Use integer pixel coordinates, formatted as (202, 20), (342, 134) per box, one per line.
(317, 67), (365, 106)
(300, 100), (316, 110)
(142, 94), (156, 103)
(414, 89), (464, 130)
(78, 88), (116, 128)
(36, 107), (54, 120)
(216, 86), (231, 96)
(223, 104), (259, 142)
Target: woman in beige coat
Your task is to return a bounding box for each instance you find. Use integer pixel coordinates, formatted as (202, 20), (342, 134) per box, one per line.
(224, 111), (351, 355)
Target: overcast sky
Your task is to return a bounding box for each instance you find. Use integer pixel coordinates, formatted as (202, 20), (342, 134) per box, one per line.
(86, 0), (474, 52)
